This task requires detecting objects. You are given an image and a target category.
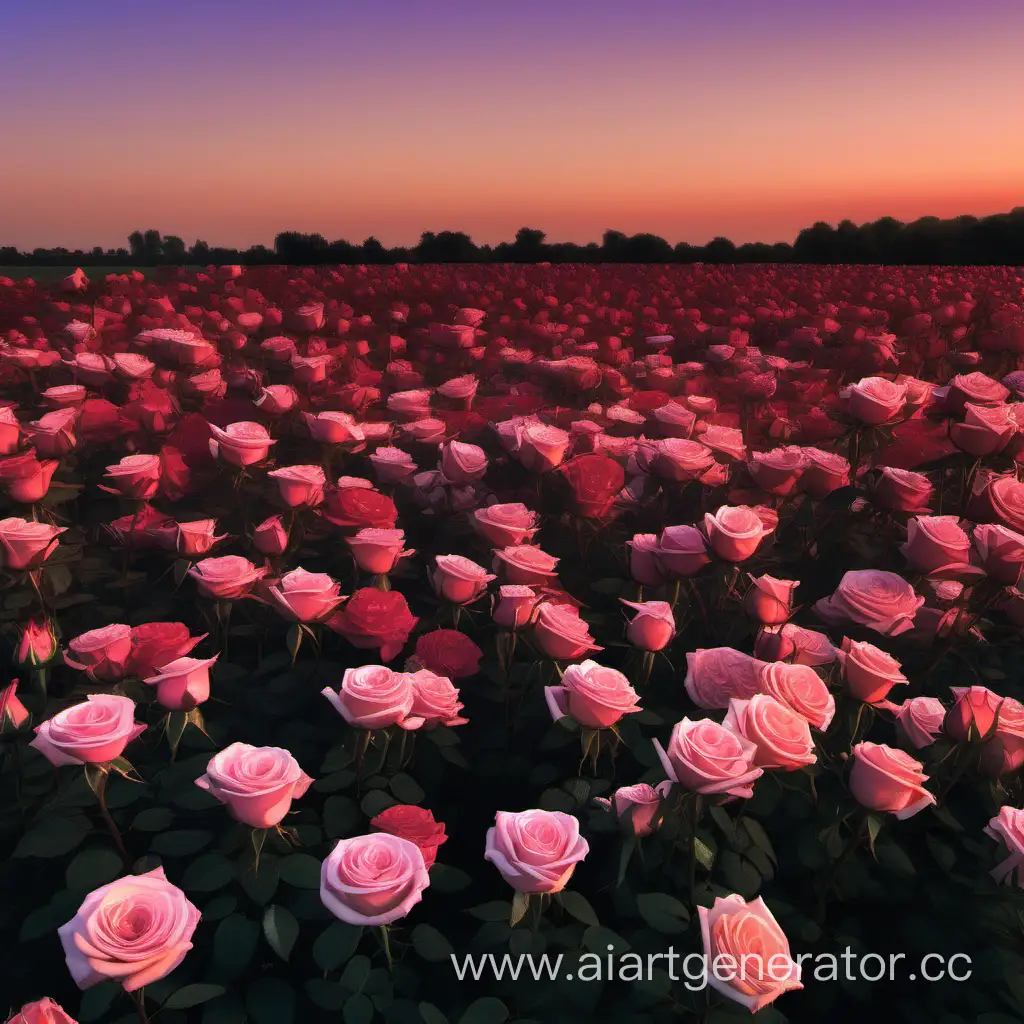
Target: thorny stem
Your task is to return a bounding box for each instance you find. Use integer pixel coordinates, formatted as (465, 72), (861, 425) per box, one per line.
(93, 768), (131, 868)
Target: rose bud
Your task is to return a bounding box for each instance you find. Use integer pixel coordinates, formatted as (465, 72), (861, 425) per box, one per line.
(627, 533), (668, 586)
(493, 584), (539, 629)
(439, 440), (488, 483)
(620, 599), (675, 651)
(744, 575), (798, 626)
(656, 524), (710, 577)
(30, 694), (146, 767)
(532, 602), (602, 660)
(1, 678), (30, 733)
(101, 454), (162, 500)
(346, 528), (413, 575)
(321, 832), (430, 925)
(266, 567), (345, 623)
(268, 465), (326, 508)
(888, 695), (945, 749)
(58, 866), (199, 992)
(723, 694), (816, 770)
(654, 717), (763, 799)
(172, 519), (227, 558)
(545, 659), (642, 729)
(371, 804), (448, 869)
(698, 895), (803, 1013)
(428, 554), (495, 605)
(303, 411), (365, 446)
(64, 624), (132, 682)
(6, 999), (77, 1024)
(0, 518), (66, 570)
(189, 555), (268, 600)
(0, 452), (59, 503)
(704, 506), (774, 563)
(849, 741), (936, 818)
(944, 685), (1005, 742)
(985, 806), (1024, 886)
(594, 781), (673, 837)
(322, 665), (424, 731)
(835, 637), (908, 704)
(195, 742), (312, 828)
(252, 515), (289, 557)
(208, 421), (275, 466)
(484, 809), (589, 894)
(16, 617), (57, 668)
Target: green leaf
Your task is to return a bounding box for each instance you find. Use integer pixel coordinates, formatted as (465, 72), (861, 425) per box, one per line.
(583, 926), (631, 954)
(324, 795), (359, 838)
(151, 829), (213, 856)
(165, 984), (228, 1009)
(339, 953), (371, 992)
(238, 855), (280, 905)
(14, 814), (89, 858)
(245, 977), (296, 1024)
(66, 847), (123, 892)
(557, 891), (599, 927)
(279, 853), (322, 889)
(510, 892), (529, 927)
(183, 853), (235, 892)
(740, 817), (777, 865)
(389, 772), (425, 804)
(468, 901), (512, 922)
(314, 920), (364, 971)
(710, 805), (735, 843)
(876, 839), (915, 877)
(429, 865), (471, 893)
(264, 904), (300, 961)
(458, 998), (509, 1024)
(418, 1004), (450, 1024)
(132, 807), (174, 832)
(694, 836), (715, 870)
(305, 979), (347, 1011)
(360, 789), (397, 818)
(866, 813), (884, 858)
(214, 914), (260, 979)
(412, 923), (454, 963)
(77, 981), (120, 1022)
(636, 892), (691, 934)
(343, 993), (374, 1024)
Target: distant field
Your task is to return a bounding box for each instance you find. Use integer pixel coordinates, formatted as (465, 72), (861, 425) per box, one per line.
(0, 265), (202, 283)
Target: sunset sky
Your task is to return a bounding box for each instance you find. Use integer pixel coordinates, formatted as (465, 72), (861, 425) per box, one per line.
(2, 0), (1023, 251)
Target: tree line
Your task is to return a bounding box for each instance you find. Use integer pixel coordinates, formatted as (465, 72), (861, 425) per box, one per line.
(3, 210), (1024, 267)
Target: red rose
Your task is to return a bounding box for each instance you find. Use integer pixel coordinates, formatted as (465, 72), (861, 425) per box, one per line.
(322, 487), (399, 531)
(559, 453), (625, 519)
(326, 588), (418, 661)
(413, 629), (483, 679)
(370, 804), (447, 869)
(126, 622), (206, 678)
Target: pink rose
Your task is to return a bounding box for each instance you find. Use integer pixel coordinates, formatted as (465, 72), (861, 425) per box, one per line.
(167, 519), (226, 558)
(951, 403), (1016, 456)
(321, 832), (430, 925)
(758, 662), (835, 731)
(64, 624), (132, 682)
(429, 554), (495, 605)
(439, 440), (488, 483)
(0, 518), (66, 570)
(620, 599), (675, 651)
(872, 467), (933, 513)
(208, 421), (275, 466)
(985, 806), (1024, 886)
(469, 503), (539, 547)
(0, 452), (59, 503)
(59, 866), (200, 992)
(698, 895), (803, 1013)
(888, 696), (946, 749)
(594, 782), (673, 837)
(836, 638), (907, 704)
(268, 465), (326, 508)
(748, 447), (807, 496)
(6, 998), (77, 1024)
(532, 602), (602, 660)
(842, 376), (907, 424)
(492, 544), (559, 585)
(974, 523), (1024, 585)
(346, 528), (413, 575)
(1, 678), (29, 732)
(252, 515), (289, 557)
(648, 438), (715, 482)
(125, 622), (205, 678)
(30, 694), (146, 767)
(980, 697), (1024, 776)
(484, 809), (589, 894)
(704, 506), (774, 563)
(493, 584), (539, 629)
(545, 659), (642, 729)
(407, 668), (468, 728)
(849, 741), (935, 818)
(799, 448), (851, 498)
(369, 446), (418, 485)
(814, 569), (924, 636)
(945, 685), (1005, 741)
(255, 384), (299, 416)
(900, 515), (974, 576)
(303, 411), (365, 446)
(322, 665), (424, 731)
(24, 409), (77, 458)
(189, 555), (268, 600)
(143, 655), (219, 711)
(684, 648), (768, 709)
(196, 742), (312, 827)
(754, 623), (836, 666)
(627, 533), (668, 586)
(656, 525), (710, 577)
(723, 694), (817, 770)
(267, 567), (345, 623)
(518, 422), (570, 472)
(654, 717), (763, 799)
(16, 617), (57, 667)
(744, 575), (798, 626)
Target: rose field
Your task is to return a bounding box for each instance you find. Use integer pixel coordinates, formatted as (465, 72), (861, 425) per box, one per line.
(4, 262), (1024, 1024)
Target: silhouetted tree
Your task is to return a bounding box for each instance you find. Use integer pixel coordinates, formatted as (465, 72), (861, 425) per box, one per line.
(162, 236), (187, 262)
(415, 231), (478, 262)
(704, 237), (738, 263)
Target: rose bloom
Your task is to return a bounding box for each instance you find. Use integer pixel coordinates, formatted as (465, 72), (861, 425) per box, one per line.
(648, 438), (715, 482)
(698, 895), (803, 1013)
(944, 685), (1005, 741)
(24, 408), (77, 458)
(164, 519), (226, 559)
(900, 515), (974, 576)
(255, 384), (299, 416)
(321, 832), (430, 925)
(2, 678), (30, 732)
(322, 486), (398, 531)
(0, 518), (66, 570)
(849, 741), (936, 818)
(758, 662), (835, 731)
(684, 648), (768, 709)
(948, 370), (1009, 411)
(532, 602), (602, 660)
(979, 696), (1024, 777)
(621, 598), (675, 651)
(407, 668), (468, 728)
(974, 523), (1024, 585)
(872, 467), (934, 513)
(626, 533), (668, 587)
(196, 742), (312, 828)
(58, 866), (200, 992)
(656, 524), (710, 577)
(322, 665), (424, 731)
(0, 451), (59, 503)
(492, 544), (560, 586)
(0, 405), (20, 455)
(371, 804), (448, 869)
(841, 376), (907, 424)
(267, 567), (345, 623)
(951, 402), (1016, 457)
(413, 629), (483, 679)
(799, 448), (851, 498)
(189, 555), (268, 600)
(493, 584), (540, 630)
(594, 781), (674, 837)
(144, 654), (219, 711)
(545, 659), (642, 729)
(346, 528), (413, 575)
(30, 694), (146, 767)
(17, 617), (57, 668)
(985, 806), (1024, 887)
(836, 637), (908, 704)
(7, 998), (77, 1024)
(723, 694), (816, 770)
(429, 554), (495, 605)
(814, 569), (924, 636)
(369, 446), (418, 485)
(748, 447), (807, 496)
(987, 474), (1024, 532)
(654, 717), (763, 799)
(559, 453), (626, 519)
(125, 622), (205, 678)
(64, 624), (133, 682)
(208, 421), (275, 466)
(744, 575), (798, 626)
(303, 411), (366, 447)
(438, 440), (488, 484)
(485, 809), (589, 894)
(754, 623), (836, 666)
(253, 515), (289, 556)
(469, 502), (539, 547)
(326, 588), (418, 662)
(517, 422), (571, 472)
(704, 506), (774, 563)
(268, 465), (326, 508)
